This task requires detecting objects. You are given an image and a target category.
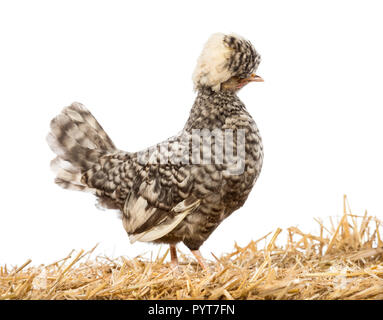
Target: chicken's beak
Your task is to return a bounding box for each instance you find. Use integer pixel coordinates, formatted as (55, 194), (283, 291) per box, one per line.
(237, 73), (264, 89)
(246, 73), (264, 82)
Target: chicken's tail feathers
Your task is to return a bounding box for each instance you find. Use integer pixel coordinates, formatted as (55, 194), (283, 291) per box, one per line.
(47, 102), (117, 191)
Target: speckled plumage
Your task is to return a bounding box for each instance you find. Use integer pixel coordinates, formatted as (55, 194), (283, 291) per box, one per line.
(47, 33), (263, 257)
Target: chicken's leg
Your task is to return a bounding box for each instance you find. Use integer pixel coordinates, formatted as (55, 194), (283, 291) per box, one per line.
(170, 244), (178, 267)
(191, 250), (208, 270)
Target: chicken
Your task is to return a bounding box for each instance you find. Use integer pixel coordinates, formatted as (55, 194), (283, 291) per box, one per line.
(47, 33), (264, 270)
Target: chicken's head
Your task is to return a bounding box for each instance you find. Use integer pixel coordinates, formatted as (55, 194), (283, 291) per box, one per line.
(193, 33), (263, 92)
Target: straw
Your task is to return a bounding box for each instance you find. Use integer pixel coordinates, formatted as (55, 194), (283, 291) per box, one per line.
(1, 196), (382, 300)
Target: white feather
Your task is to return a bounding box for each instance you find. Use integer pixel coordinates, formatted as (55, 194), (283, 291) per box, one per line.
(128, 210), (189, 243)
(192, 33), (233, 92)
(128, 198), (200, 244)
(123, 182), (160, 233)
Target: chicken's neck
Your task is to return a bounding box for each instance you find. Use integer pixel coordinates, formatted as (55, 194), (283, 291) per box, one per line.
(184, 87), (250, 132)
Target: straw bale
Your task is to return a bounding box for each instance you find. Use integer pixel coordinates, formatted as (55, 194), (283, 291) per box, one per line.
(1, 196), (382, 300)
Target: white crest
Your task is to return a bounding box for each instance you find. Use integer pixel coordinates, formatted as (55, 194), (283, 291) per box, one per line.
(192, 33), (234, 92)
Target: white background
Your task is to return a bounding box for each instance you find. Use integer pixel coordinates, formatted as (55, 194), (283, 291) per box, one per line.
(1, 0), (382, 266)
